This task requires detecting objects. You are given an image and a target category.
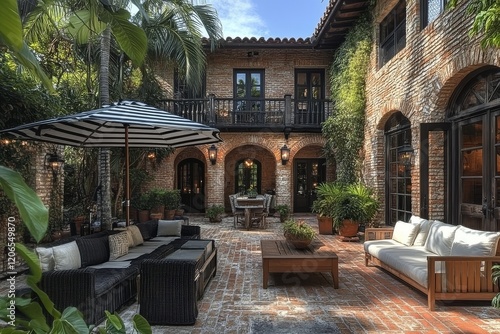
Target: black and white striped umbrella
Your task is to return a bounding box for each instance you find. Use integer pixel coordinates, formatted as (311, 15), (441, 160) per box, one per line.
(1, 100), (221, 148)
(0, 100), (222, 225)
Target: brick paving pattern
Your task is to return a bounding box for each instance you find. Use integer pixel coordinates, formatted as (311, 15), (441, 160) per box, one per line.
(3, 214), (500, 333)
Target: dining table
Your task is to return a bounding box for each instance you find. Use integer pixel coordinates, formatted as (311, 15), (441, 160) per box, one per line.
(235, 195), (265, 230)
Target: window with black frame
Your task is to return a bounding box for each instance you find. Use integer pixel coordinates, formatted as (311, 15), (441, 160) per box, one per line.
(421, 0), (447, 29)
(385, 113), (412, 225)
(379, 0), (406, 67)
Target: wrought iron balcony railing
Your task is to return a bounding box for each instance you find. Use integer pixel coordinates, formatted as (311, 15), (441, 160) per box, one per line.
(157, 95), (333, 132)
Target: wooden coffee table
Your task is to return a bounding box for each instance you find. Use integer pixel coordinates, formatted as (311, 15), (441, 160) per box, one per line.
(260, 239), (339, 289)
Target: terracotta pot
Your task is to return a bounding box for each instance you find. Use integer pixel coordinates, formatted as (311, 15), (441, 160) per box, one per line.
(150, 212), (163, 220)
(339, 219), (359, 237)
(175, 209), (185, 217)
(164, 209), (176, 220)
(138, 210), (150, 223)
(317, 215), (333, 235)
(284, 232), (313, 249)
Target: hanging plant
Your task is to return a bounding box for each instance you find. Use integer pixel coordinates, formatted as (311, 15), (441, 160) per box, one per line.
(323, 12), (373, 184)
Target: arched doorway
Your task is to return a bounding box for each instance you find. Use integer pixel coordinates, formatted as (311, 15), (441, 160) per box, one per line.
(448, 67), (500, 231)
(177, 158), (205, 213)
(384, 112), (412, 226)
(224, 145), (275, 210)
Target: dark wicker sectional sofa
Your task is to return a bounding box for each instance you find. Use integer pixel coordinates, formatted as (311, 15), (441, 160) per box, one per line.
(35, 220), (214, 325)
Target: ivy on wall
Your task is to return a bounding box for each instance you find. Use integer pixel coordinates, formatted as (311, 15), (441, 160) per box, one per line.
(322, 12), (373, 184)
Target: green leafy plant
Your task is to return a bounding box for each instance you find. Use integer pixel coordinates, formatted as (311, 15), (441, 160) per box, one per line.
(275, 204), (290, 219)
(163, 189), (181, 210)
(492, 264), (500, 308)
(312, 182), (379, 229)
(322, 12), (373, 184)
(206, 204), (225, 222)
(132, 192), (154, 211)
(0, 165), (152, 333)
(283, 219), (316, 240)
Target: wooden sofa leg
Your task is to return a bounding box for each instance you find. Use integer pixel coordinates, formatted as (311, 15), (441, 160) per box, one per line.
(428, 292), (435, 311)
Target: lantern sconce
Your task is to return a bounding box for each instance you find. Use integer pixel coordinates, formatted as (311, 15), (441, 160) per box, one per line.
(398, 142), (414, 168)
(208, 144), (218, 165)
(280, 145), (290, 165)
(45, 153), (64, 175)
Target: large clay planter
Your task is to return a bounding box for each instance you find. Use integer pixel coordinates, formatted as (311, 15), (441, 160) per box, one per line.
(150, 212), (163, 221)
(339, 219), (359, 237)
(164, 209), (176, 220)
(317, 215), (333, 235)
(138, 210), (150, 223)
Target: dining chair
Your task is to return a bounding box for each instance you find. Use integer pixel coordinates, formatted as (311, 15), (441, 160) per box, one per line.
(229, 194), (244, 228)
(258, 194), (273, 228)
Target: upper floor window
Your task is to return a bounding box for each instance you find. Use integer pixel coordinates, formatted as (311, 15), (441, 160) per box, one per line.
(379, 0), (406, 67)
(421, 0), (446, 29)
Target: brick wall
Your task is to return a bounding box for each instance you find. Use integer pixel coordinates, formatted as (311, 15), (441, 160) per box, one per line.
(363, 0), (500, 222)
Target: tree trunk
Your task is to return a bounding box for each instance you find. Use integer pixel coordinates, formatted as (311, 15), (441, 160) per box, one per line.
(98, 26), (112, 230)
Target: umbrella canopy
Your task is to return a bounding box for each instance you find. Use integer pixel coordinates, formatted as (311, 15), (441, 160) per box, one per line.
(0, 100), (222, 225)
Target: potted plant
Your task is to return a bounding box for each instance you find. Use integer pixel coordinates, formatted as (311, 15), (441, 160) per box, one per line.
(148, 188), (166, 219)
(317, 182), (379, 237)
(206, 204), (225, 223)
(163, 189), (181, 219)
(311, 182), (343, 235)
(282, 219), (316, 249)
(275, 204), (291, 223)
(132, 192), (154, 223)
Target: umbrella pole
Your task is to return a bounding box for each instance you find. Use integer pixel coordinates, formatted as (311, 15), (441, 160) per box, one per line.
(125, 125), (130, 226)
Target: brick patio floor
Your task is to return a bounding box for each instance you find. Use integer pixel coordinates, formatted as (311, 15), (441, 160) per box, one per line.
(3, 214), (500, 333)
(117, 214), (500, 333)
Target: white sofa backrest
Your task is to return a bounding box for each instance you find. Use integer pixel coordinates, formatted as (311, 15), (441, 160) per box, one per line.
(424, 220), (460, 256)
(409, 216), (433, 246)
(450, 226), (500, 256)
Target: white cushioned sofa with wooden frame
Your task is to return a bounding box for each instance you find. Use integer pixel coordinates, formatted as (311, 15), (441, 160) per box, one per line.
(364, 216), (500, 310)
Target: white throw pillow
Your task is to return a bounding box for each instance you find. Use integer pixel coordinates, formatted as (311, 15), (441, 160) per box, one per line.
(109, 232), (129, 260)
(410, 216), (433, 246)
(451, 226), (500, 256)
(52, 241), (81, 270)
(424, 221), (459, 256)
(392, 221), (420, 246)
(157, 220), (182, 237)
(36, 247), (54, 272)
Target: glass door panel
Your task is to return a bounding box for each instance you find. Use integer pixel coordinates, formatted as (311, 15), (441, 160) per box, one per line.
(294, 159), (326, 212)
(177, 159), (205, 213)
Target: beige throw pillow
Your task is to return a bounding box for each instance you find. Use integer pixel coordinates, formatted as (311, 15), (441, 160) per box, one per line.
(109, 232), (129, 260)
(127, 225), (144, 246)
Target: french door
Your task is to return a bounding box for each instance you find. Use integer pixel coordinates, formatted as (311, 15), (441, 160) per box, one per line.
(294, 159), (326, 212)
(458, 111), (500, 231)
(177, 158), (205, 213)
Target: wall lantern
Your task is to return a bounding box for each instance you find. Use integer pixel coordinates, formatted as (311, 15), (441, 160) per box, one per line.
(398, 143), (414, 167)
(45, 153), (64, 175)
(208, 144), (218, 165)
(280, 145), (290, 165)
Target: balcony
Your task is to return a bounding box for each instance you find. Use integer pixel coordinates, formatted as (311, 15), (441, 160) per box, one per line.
(157, 95), (333, 133)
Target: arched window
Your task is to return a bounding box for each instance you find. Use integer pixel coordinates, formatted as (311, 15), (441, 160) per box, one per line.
(235, 159), (261, 194)
(385, 112), (412, 225)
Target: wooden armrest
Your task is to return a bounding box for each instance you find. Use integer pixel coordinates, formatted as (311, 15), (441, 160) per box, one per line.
(364, 227), (394, 241)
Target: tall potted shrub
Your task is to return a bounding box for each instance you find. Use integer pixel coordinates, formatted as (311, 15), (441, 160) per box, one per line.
(132, 192), (153, 223)
(312, 182), (379, 237)
(163, 189), (181, 219)
(311, 182), (343, 235)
